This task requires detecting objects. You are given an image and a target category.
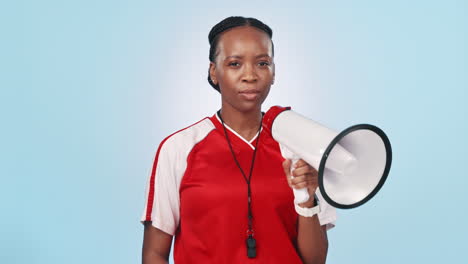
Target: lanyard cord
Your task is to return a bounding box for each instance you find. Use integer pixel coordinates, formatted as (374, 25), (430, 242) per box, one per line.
(217, 110), (263, 236)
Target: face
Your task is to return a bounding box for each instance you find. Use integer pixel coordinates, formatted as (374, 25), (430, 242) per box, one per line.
(209, 26), (275, 113)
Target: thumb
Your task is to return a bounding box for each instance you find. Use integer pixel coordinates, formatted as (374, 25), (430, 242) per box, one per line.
(282, 159), (292, 187)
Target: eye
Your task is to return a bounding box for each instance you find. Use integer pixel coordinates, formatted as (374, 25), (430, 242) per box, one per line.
(258, 61), (270, 67)
(228, 62), (240, 67)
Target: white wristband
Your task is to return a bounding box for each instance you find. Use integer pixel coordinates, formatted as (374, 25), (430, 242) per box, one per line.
(295, 203), (320, 217)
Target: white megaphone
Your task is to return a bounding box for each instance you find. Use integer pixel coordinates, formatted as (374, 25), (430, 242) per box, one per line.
(263, 106), (392, 209)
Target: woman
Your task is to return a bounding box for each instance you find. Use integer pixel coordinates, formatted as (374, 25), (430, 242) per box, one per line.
(141, 16), (337, 264)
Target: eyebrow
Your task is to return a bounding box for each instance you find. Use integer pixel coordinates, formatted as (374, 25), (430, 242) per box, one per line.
(224, 54), (271, 60)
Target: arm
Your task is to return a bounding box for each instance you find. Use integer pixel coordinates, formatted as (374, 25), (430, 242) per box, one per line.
(142, 221), (173, 264)
(296, 198), (328, 264)
(283, 159), (329, 264)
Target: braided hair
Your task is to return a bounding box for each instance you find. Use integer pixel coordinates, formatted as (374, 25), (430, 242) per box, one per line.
(207, 16), (275, 92)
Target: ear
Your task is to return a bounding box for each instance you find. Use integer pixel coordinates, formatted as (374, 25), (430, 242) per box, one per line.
(209, 62), (217, 85)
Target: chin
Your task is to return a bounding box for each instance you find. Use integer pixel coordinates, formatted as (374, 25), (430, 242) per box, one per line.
(237, 102), (262, 113)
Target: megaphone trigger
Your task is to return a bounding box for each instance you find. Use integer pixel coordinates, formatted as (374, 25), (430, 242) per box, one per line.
(281, 145), (311, 204)
(291, 156), (312, 204)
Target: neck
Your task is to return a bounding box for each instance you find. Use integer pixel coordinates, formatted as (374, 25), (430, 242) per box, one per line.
(219, 104), (262, 142)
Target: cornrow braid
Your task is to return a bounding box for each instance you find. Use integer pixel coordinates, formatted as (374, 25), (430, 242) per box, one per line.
(207, 16), (275, 92)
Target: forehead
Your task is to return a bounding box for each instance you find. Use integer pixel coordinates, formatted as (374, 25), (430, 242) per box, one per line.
(216, 26), (272, 58)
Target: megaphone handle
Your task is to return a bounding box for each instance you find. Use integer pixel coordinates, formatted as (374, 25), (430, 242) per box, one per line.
(290, 157), (311, 204)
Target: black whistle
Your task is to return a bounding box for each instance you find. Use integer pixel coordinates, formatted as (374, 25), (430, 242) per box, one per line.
(246, 236), (256, 258)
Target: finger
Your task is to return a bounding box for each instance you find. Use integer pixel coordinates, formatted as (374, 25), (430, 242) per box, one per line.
(292, 165), (317, 177)
(291, 175), (307, 185)
(282, 159), (291, 176)
(291, 180), (317, 189)
(282, 159), (292, 186)
(293, 159), (318, 172)
(291, 173), (318, 184)
(290, 178), (318, 187)
(294, 159), (308, 169)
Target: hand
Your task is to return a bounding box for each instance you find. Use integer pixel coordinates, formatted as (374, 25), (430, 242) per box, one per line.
(282, 159), (318, 208)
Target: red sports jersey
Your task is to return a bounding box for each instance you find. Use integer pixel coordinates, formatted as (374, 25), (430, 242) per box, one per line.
(141, 112), (337, 263)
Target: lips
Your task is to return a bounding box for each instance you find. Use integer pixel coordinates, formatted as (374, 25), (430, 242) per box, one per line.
(240, 89), (261, 94)
(239, 89), (260, 100)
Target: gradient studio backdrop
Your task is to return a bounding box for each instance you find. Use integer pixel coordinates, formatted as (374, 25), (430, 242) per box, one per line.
(1, 0), (466, 263)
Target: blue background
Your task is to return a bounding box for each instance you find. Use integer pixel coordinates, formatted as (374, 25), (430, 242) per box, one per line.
(1, 0), (466, 263)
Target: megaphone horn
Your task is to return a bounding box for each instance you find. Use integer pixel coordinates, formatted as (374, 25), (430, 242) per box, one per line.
(263, 106), (392, 209)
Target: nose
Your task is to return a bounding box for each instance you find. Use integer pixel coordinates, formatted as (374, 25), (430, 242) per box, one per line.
(242, 64), (258, 83)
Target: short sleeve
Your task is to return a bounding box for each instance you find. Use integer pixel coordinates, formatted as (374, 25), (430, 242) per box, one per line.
(140, 118), (216, 235)
(140, 137), (185, 236)
(315, 188), (337, 230)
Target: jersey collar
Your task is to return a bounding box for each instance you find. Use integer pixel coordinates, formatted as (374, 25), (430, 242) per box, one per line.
(213, 112), (262, 150)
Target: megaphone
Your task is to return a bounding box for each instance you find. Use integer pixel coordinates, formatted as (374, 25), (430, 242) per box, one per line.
(263, 106), (392, 209)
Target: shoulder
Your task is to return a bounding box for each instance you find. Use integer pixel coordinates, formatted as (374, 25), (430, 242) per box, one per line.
(156, 117), (216, 158)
